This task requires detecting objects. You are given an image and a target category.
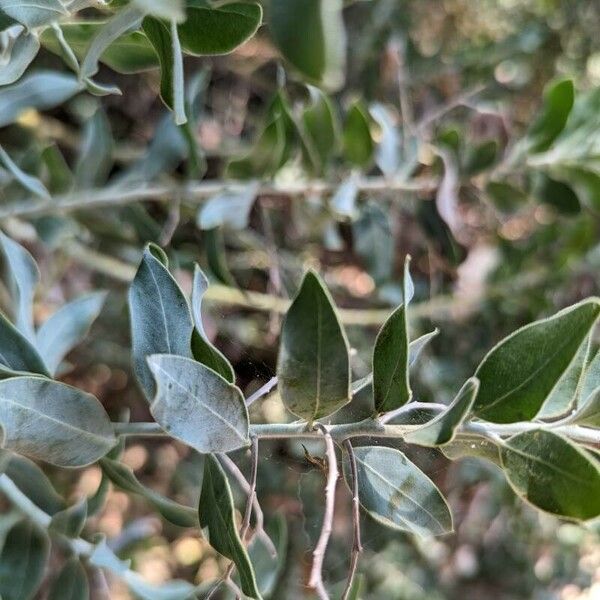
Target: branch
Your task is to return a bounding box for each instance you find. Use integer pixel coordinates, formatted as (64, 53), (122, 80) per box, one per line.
(0, 176), (437, 220)
(341, 440), (363, 600)
(246, 377), (278, 407)
(308, 424), (338, 600)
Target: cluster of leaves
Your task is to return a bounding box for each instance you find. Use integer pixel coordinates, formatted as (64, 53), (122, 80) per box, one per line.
(0, 232), (597, 598)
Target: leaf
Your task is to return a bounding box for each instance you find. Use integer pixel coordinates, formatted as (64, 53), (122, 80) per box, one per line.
(0, 29), (40, 86)
(100, 457), (197, 527)
(473, 298), (600, 423)
(0, 377), (115, 467)
(485, 180), (528, 214)
(178, 1), (262, 56)
(440, 435), (501, 467)
(343, 102), (374, 167)
(526, 78), (574, 154)
(277, 270), (350, 422)
(534, 173), (581, 215)
(133, 0), (184, 22)
(302, 86), (338, 173)
(370, 102), (401, 177)
(435, 146), (460, 236)
(501, 430), (600, 521)
(81, 5), (144, 80)
(581, 347), (600, 401)
(0, 71), (82, 128)
(48, 558), (89, 600)
(408, 329), (439, 367)
(353, 202), (394, 285)
(344, 446), (453, 537)
(385, 404), (444, 426)
(199, 454), (261, 599)
(0, 0), (66, 28)
(204, 227), (237, 287)
(0, 519), (49, 600)
(148, 354), (249, 453)
(0, 232), (38, 342)
(0, 144), (49, 199)
(128, 244), (194, 400)
(566, 386), (600, 427)
(372, 258), (412, 413)
(75, 109), (113, 189)
(0, 312), (49, 376)
(36, 291), (107, 376)
(49, 497), (87, 538)
(170, 18), (186, 125)
(190, 265), (235, 383)
(331, 176), (359, 220)
(269, 0), (346, 90)
(142, 16), (176, 109)
(197, 183), (259, 230)
(404, 378), (479, 446)
(41, 143), (73, 193)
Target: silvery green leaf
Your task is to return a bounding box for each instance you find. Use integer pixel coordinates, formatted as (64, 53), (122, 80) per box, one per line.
(0, 0), (67, 28)
(75, 108), (113, 189)
(83, 77), (122, 97)
(330, 176), (358, 220)
(0, 29), (39, 86)
(370, 102), (401, 177)
(197, 182), (259, 230)
(343, 446), (453, 537)
(133, 0), (184, 22)
(473, 298), (600, 423)
(49, 497), (87, 537)
(408, 329), (438, 367)
(404, 378), (479, 446)
(0, 312), (49, 375)
(48, 558), (89, 600)
(0, 144), (49, 199)
(148, 354), (249, 453)
(100, 457), (197, 527)
(81, 5), (144, 79)
(440, 435), (501, 467)
(0, 377), (115, 467)
(190, 265), (234, 383)
(277, 270), (350, 422)
(128, 245), (193, 400)
(566, 386), (600, 427)
(36, 291), (106, 376)
(580, 347), (600, 402)
(0, 519), (49, 600)
(170, 18), (186, 125)
(0, 231), (38, 342)
(0, 71), (81, 128)
(142, 16), (176, 110)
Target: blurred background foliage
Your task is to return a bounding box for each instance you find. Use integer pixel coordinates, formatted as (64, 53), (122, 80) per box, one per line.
(1, 0), (600, 598)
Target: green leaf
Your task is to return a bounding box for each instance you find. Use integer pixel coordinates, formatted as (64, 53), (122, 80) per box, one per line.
(0, 0), (67, 28)
(0, 71), (82, 128)
(148, 354), (249, 453)
(473, 298), (600, 423)
(142, 16), (175, 109)
(0, 377), (115, 467)
(269, 0), (346, 90)
(501, 430), (600, 521)
(534, 173), (580, 215)
(0, 312), (50, 376)
(372, 258), (412, 413)
(566, 386), (600, 427)
(197, 183), (259, 230)
(343, 101), (374, 167)
(40, 143), (74, 194)
(100, 457), (197, 527)
(0, 519), (50, 600)
(190, 265), (235, 383)
(408, 329), (439, 367)
(133, 0), (184, 22)
(526, 79), (574, 154)
(485, 180), (528, 214)
(48, 558), (89, 600)
(128, 244), (194, 400)
(277, 270), (350, 422)
(302, 86), (338, 173)
(440, 435), (501, 467)
(36, 291), (106, 376)
(463, 139), (498, 176)
(404, 378), (479, 446)
(199, 454), (261, 599)
(75, 109), (113, 189)
(204, 227), (237, 287)
(49, 497), (87, 537)
(0, 30), (40, 86)
(178, 1), (262, 56)
(344, 446), (453, 537)
(581, 348), (600, 401)
(0, 232), (38, 343)
(0, 144), (49, 199)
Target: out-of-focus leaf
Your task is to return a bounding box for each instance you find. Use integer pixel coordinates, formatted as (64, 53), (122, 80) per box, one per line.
(178, 1), (262, 56)
(0, 144), (49, 199)
(331, 176), (359, 220)
(343, 446), (453, 537)
(277, 270), (350, 422)
(534, 173), (580, 215)
(485, 180), (528, 214)
(473, 299), (600, 423)
(36, 291), (106, 376)
(405, 378), (479, 446)
(199, 454), (261, 599)
(0, 29), (39, 86)
(0, 0), (66, 28)
(302, 86), (338, 173)
(204, 227), (237, 287)
(75, 109), (113, 189)
(463, 139), (498, 176)
(48, 558), (89, 600)
(0, 71), (81, 128)
(501, 430), (600, 521)
(269, 0), (346, 90)
(370, 102), (401, 177)
(128, 244), (193, 400)
(0, 377), (115, 467)
(435, 147), (460, 236)
(148, 354), (249, 453)
(343, 101), (374, 167)
(49, 497), (87, 538)
(0, 519), (49, 600)
(41, 143), (73, 193)
(100, 457), (197, 527)
(197, 182), (259, 230)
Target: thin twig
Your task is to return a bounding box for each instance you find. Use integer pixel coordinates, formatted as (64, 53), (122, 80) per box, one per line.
(245, 377), (278, 407)
(341, 440), (363, 600)
(308, 424), (338, 600)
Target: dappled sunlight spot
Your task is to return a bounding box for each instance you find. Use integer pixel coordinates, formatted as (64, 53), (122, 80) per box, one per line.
(174, 537), (206, 566)
(197, 556), (221, 583)
(136, 544), (174, 585)
(76, 465), (102, 496)
(122, 444), (148, 472)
